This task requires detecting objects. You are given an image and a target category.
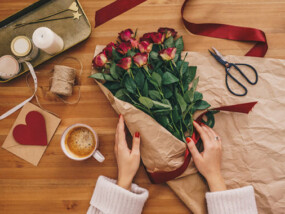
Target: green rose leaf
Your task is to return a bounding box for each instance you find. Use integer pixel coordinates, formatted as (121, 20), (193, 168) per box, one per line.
(142, 80), (149, 96)
(162, 86), (173, 98)
(110, 62), (119, 79)
(115, 89), (127, 100)
(139, 96), (154, 109)
(182, 66), (197, 90)
(194, 100), (211, 110)
(176, 92), (187, 112)
(152, 100), (172, 110)
(123, 75), (137, 94)
(151, 72), (162, 87)
(90, 73), (115, 81)
(192, 77), (199, 91)
(112, 48), (121, 61)
(134, 70), (145, 90)
(174, 36), (184, 54)
(193, 91), (203, 102)
(172, 105), (181, 123)
(164, 36), (174, 48)
(183, 89), (194, 104)
(104, 82), (121, 90)
(150, 51), (159, 60)
(149, 90), (162, 100)
(162, 72), (179, 85)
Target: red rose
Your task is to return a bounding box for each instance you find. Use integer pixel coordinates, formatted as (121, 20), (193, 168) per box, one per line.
(158, 27), (177, 38)
(133, 53), (148, 67)
(103, 42), (116, 58)
(159, 47), (177, 61)
(117, 57), (132, 70)
(116, 42), (131, 55)
(92, 52), (108, 68)
(140, 32), (154, 43)
(138, 41), (153, 53)
(118, 29), (134, 42)
(150, 32), (165, 44)
(130, 38), (139, 49)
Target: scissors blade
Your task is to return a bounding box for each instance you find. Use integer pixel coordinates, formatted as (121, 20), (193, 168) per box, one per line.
(212, 47), (227, 61)
(208, 49), (227, 66)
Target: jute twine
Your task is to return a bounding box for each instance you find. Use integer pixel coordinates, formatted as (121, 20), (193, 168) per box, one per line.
(26, 56), (83, 116)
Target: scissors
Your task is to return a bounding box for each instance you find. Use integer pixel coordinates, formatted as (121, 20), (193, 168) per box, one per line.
(208, 47), (258, 96)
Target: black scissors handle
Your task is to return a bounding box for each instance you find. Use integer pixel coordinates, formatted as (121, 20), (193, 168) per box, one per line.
(225, 63), (258, 96)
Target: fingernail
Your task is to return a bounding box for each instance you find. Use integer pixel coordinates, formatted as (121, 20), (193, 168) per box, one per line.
(186, 137), (192, 143)
(119, 114), (121, 118)
(135, 132), (140, 138)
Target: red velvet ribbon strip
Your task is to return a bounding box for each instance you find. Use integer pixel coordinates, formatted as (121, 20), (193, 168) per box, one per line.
(148, 101), (258, 184)
(95, 0), (147, 28)
(181, 0), (268, 57)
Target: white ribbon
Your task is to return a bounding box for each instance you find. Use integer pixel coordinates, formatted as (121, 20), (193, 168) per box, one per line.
(0, 62), (37, 120)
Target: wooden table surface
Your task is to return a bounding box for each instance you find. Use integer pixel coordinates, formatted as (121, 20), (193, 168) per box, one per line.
(0, 0), (284, 213)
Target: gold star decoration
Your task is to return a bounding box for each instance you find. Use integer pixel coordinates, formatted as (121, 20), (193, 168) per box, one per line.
(73, 12), (82, 20)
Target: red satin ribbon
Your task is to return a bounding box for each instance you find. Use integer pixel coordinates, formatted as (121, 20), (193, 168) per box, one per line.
(95, 0), (146, 28)
(182, 0), (268, 57)
(148, 101), (258, 184)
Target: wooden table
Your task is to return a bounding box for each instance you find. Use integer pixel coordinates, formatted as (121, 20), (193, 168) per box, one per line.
(0, 0), (284, 213)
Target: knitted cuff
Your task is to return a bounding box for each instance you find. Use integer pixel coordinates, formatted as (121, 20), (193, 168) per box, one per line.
(206, 186), (258, 214)
(90, 176), (149, 214)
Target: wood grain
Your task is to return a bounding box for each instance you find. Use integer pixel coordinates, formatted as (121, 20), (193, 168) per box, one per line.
(0, 0), (285, 213)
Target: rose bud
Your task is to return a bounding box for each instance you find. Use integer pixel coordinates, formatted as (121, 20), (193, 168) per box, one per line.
(150, 32), (165, 44)
(158, 27), (177, 38)
(133, 53), (148, 67)
(159, 47), (177, 61)
(118, 29), (134, 42)
(117, 57), (132, 70)
(92, 52), (108, 68)
(116, 42), (131, 55)
(138, 41), (153, 53)
(140, 32), (154, 43)
(103, 42), (116, 58)
(130, 38), (139, 49)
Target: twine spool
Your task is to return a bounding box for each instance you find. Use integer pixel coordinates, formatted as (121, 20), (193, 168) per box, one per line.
(50, 65), (76, 96)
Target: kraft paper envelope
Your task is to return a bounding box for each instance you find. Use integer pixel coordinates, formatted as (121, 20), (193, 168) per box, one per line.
(94, 46), (285, 214)
(2, 102), (61, 166)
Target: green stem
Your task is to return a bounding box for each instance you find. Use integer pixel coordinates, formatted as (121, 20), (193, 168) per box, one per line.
(169, 61), (174, 71)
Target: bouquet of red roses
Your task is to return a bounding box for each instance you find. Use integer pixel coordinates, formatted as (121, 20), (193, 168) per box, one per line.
(91, 28), (217, 143)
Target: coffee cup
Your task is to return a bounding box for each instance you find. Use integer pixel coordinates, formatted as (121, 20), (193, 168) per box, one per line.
(61, 123), (105, 162)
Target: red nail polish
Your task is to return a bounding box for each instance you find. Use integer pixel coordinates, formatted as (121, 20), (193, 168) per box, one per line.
(119, 114), (121, 118)
(186, 137), (191, 143)
(135, 132), (140, 138)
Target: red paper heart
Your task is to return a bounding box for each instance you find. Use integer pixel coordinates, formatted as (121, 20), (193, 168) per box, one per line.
(13, 111), (48, 146)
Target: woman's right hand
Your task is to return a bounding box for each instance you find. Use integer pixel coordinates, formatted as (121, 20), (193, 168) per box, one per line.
(186, 121), (227, 192)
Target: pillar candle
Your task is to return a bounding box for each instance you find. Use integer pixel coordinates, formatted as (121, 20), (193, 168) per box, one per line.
(32, 27), (64, 55)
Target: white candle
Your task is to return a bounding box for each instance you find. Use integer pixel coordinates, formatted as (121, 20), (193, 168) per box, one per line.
(32, 27), (64, 55)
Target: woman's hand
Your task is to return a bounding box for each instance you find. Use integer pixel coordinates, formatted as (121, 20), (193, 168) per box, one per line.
(187, 121), (226, 192)
(115, 115), (141, 190)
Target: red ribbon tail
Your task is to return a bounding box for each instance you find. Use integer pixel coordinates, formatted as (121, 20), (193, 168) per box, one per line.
(95, 0), (146, 28)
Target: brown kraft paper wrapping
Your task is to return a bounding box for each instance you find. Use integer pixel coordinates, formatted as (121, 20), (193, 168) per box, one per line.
(94, 46), (285, 214)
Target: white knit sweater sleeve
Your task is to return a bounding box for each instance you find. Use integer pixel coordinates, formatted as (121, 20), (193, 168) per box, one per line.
(206, 186), (258, 214)
(87, 176), (149, 214)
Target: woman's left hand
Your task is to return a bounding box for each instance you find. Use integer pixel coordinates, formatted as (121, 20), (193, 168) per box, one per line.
(115, 115), (141, 190)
